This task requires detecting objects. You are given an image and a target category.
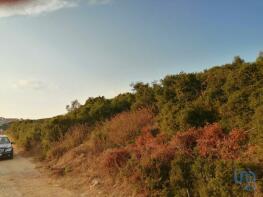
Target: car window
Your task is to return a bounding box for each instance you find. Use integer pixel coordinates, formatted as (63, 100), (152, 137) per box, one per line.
(0, 137), (10, 144)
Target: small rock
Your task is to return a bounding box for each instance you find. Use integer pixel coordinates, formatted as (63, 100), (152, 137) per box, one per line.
(91, 178), (100, 187)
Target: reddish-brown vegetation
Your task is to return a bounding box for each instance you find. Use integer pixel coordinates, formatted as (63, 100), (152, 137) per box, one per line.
(197, 123), (248, 159)
(170, 128), (200, 156)
(90, 108), (155, 154)
(44, 111), (250, 196)
(219, 128), (248, 159)
(101, 123), (248, 177)
(102, 148), (131, 174)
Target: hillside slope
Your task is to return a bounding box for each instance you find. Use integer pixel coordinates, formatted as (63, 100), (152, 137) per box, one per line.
(0, 117), (18, 130)
(8, 55), (263, 196)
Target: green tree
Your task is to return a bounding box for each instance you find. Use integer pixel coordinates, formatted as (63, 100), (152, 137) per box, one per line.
(66, 99), (81, 112)
(131, 82), (156, 110)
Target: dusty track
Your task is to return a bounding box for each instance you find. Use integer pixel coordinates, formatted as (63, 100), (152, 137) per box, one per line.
(0, 149), (75, 197)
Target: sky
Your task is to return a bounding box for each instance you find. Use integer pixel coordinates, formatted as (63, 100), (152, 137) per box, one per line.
(0, 0), (263, 119)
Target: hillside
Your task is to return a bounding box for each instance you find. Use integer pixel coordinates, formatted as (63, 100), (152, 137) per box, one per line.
(0, 117), (17, 125)
(7, 55), (263, 196)
(0, 117), (18, 130)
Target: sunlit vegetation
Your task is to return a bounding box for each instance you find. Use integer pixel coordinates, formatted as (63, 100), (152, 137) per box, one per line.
(8, 54), (263, 196)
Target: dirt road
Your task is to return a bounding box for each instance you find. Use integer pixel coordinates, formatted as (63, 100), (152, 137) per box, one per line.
(0, 150), (76, 197)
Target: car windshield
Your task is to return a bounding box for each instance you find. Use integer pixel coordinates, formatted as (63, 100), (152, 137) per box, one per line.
(0, 137), (10, 144)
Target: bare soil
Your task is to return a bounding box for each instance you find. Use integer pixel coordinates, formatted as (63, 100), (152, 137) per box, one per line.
(0, 146), (136, 197)
(0, 149), (78, 197)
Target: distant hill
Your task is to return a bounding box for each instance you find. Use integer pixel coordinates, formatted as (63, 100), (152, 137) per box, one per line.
(0, 117), (18, 130)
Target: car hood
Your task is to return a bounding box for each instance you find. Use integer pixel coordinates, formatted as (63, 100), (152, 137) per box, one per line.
(0, 144), (12, 148)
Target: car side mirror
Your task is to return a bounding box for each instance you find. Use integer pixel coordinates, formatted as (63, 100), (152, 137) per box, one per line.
(11, 142), (15, 145)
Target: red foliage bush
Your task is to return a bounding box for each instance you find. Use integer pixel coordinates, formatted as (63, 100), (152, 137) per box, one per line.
(102, 148), (131, 174)
(196, 123), (247, 159)
(101, 122), (248, 181)
(128, 128), (174, 168)
(170, 128), (200, 156)
(219, 128), (248, 159)
(117, 123), (248, 171)
(197, 123), (225, 158)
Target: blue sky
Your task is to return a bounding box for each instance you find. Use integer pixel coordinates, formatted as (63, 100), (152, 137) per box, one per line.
(0, 0), (262, 119)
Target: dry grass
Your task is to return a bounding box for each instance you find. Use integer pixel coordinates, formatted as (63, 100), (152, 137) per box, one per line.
(89, 108), (155, 153)
(48, 124), (90, 159)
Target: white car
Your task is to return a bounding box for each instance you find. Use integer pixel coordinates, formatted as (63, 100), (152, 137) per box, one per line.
(0, 135), (14, 159)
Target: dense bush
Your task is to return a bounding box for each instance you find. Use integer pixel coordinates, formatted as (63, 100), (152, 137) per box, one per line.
(99, 123), (256, 196)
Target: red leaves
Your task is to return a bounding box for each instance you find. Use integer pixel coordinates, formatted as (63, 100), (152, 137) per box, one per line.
(196, 123), (248, 159)
(170, 123), (248, 160)
(102, 148), (131, 174)
(197, 123), (225, 158)
(134, 130), (174, 165)
(102, 123), (248, 175)
(219, 128), (248, 159)
(170, 128), (200, 156)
